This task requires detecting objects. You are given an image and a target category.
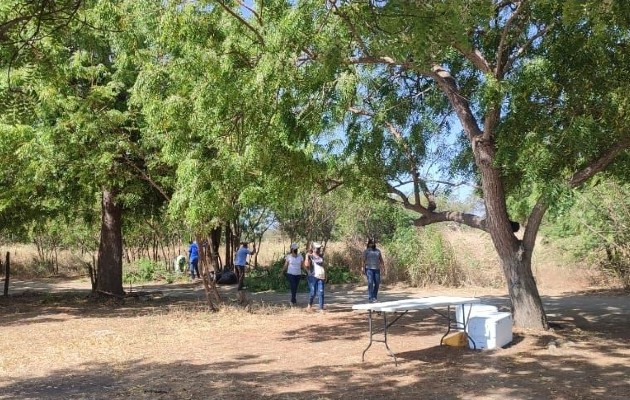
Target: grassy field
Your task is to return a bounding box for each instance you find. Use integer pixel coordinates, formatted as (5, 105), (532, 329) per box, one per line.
(1, 226), (609, 292)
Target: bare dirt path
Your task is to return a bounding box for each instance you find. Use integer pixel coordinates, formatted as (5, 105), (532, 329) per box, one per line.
(1, 278), (629, 399)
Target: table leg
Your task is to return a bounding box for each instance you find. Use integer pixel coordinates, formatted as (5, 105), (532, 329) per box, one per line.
(361, 310), (400, 366)
(361, 310), (374, 362)
(382, 312), (398, 366)
(463, 304), (477, 349)
(439, 305), (454, 345)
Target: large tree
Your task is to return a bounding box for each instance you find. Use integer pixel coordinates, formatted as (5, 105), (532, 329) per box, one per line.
(316, 1), (630, 329)
(133, 1), (331, 250)
(1, 0), (169, 295)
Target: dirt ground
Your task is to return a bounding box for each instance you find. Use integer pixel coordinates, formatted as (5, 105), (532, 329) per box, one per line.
(1, 278), (629, 400)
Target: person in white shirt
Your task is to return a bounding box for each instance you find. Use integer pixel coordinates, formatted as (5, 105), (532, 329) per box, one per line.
(282, 243), (307, 305)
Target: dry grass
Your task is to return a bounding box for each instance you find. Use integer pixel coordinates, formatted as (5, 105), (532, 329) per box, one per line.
(1, 285), (629, 399)
(2, 227), (605, 295)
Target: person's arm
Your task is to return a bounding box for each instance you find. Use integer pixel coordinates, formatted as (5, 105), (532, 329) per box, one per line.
(363, 250), (367, 275)
(282, 257), (288, 273)
(301, 255), (308, 274)
(379, 251), (384, 269)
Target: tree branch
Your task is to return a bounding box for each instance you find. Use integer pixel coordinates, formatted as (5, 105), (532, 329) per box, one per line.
(331, 0), (370, 57)
(122, 157), (171, 202)
(430, 64), (483, 142)
(235, 0), (262, 27)
(495, 0), (524, 78)
(453, 44), (492, 74)
(217, 0), (265, 46)
(569, 135), (630, 188)
(523, 197), (549, 251)
(413, 211), (487, 231)
(503, 23), (552, 74)
(347, 56), (416, 70)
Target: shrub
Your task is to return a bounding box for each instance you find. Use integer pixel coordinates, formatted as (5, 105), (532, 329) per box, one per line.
(245, 254), (361, 293)
(123, 258), (175, 284)
(385, 226), (462, 287)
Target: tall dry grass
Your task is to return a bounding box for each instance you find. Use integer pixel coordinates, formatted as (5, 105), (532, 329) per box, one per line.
(1, 227), (601, 292)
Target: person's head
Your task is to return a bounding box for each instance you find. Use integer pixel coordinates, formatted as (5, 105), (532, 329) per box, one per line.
(312, 242), (322, 254)
(290, 243), (299, 254)
(241, 241), (248, 248)
(367, 238), (376, 249)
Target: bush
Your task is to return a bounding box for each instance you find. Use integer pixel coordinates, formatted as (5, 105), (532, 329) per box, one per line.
(245, 254), (361, 292)
(123, 258), (176, 284)
(385, 226), (462, 287)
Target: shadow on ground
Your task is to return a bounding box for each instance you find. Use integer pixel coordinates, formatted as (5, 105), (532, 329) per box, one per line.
(0, 341), (628, 400)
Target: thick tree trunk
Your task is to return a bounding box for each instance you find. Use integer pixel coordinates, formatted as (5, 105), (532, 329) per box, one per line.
(499, 247), (548, 329)
(96, 188), (124, 296)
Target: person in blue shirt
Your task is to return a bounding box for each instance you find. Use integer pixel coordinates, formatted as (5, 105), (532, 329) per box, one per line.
(234, 241), (256, 291)
(188, 240), (200, 280)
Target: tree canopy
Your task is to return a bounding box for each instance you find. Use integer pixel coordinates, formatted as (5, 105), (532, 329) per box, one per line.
(2, 1), (630, 327)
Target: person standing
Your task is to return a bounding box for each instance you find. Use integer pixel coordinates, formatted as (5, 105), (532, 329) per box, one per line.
(304, 242), (326, 312)
(234, 241), (256, 292)
(363, 238), (384, 303)
(188, 240), (200, 280)
(282, 243), (306, 306)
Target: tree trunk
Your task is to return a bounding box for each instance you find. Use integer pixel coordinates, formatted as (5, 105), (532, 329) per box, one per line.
(499, 246), (548, 329)
(473, 128), (548, 330)
(3, 252), (9, 296)
(209, 226), (222, 272)
(225, 224), (233, 271)
(96, 188), (124, 296)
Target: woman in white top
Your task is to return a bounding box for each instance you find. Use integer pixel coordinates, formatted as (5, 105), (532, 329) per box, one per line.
(282, 243), (307, 305)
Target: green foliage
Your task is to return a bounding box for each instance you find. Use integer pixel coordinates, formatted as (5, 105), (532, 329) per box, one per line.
(245, 254), (360, 293)
(276, 191), (341, 244)
(335, 195), (413, 244)
(245, 258), (306, 293)
(544, 180), (630, 289)
(385, 226), (461, 287)
(123, 258), (175, 284)
(325, 263), (360, 285)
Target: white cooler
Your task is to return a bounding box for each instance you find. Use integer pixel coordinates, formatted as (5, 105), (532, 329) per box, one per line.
(455, 304), (499, 330)
(467, 311), (513, 350)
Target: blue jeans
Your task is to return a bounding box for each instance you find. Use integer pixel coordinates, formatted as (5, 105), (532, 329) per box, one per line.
(366, 269), (380, 301)
(307, 275), (325, 309)
(189, 258), (200, 279)
(286, 274), (301, 304)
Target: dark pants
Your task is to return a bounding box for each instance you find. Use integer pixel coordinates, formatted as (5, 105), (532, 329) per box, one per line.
(366, 268), (380, 301)
(235, 265), (245, 290)
(286, 274), (301, 304)
(190, 258), (200, 279)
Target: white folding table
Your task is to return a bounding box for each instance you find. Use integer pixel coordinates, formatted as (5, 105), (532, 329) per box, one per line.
(352, 296), (481, 365)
